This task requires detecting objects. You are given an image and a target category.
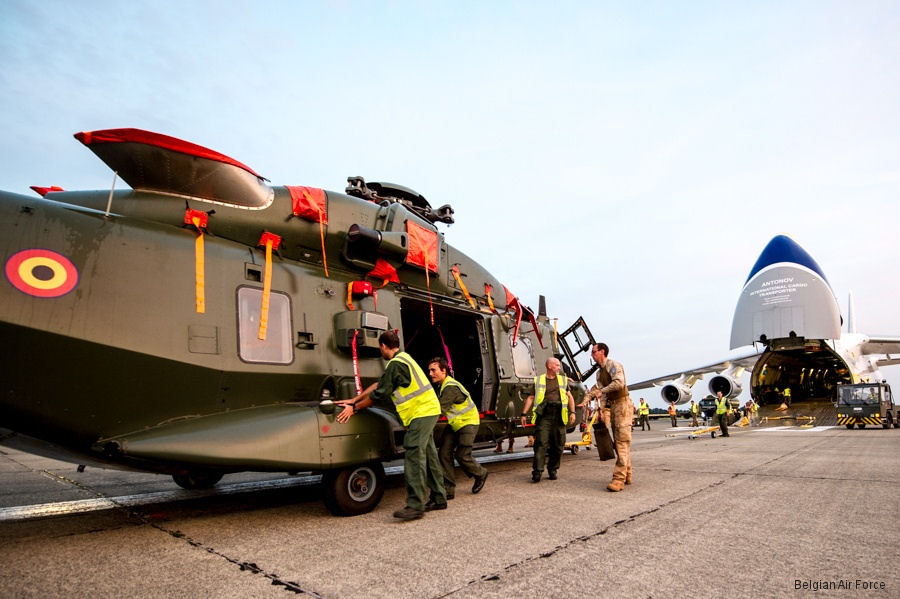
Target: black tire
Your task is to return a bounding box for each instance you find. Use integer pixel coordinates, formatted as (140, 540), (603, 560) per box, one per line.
(322, 462), (385, 516)
(172, 471), (224, 490)
(845, 423), (854, 430)
(570, 445), (578, 455)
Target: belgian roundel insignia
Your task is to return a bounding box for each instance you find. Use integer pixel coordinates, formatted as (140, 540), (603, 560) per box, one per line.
(5, 249), (79, 298)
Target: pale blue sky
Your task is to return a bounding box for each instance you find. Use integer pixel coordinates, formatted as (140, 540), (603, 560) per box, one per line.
(2, 1), (898, 407)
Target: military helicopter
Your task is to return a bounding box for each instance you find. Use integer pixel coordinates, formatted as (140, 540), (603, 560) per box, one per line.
(0, 128), (593, 515)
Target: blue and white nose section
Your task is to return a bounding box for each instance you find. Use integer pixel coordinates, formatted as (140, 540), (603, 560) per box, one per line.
(730, 235), (841, 349)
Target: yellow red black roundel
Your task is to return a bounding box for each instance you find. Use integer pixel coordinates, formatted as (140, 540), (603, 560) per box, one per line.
(5, 249), (78, 298)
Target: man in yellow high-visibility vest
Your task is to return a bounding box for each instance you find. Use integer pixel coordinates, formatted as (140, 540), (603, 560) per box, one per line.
(338, 330), (447, 520)
(520, 357), (576, 483)
(428, 357), (488, 499)
(715, 391), (731, 438)
(690, 400), (700, 427)
(638, 398), (651, 431)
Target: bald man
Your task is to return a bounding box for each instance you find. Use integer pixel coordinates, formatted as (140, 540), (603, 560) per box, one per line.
(520, 358), (576, 483)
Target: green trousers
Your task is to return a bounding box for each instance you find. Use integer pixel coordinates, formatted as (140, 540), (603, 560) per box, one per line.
(404, 414), (446, 510)
(438, 423), (487, 495)
(532, 416), (566, 475)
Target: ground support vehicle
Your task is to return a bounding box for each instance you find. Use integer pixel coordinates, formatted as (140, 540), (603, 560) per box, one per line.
(835, 382), (896, 429)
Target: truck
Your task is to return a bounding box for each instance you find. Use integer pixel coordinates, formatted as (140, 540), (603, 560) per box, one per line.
(698, 396), (742, 425)
(835, 382), (896, 429)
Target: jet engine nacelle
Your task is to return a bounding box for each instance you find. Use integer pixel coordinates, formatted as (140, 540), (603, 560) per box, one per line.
(660, 383), (692, 405)
(708, 374), (742, 399)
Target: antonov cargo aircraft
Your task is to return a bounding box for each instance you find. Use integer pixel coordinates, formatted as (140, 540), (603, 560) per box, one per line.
(629, 235), (900, 408)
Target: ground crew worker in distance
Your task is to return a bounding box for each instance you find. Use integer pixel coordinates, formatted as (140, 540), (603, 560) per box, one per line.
(520, 357), (575, 483)
(638, 398), (650, 431)
(690, 400), (700, 427)
(337, 331), (447, 520)
(587, 343), (632, 492)
(427, 357), (489, 499)
(715, 390), (730, 438)
(668, 402), (677, 427)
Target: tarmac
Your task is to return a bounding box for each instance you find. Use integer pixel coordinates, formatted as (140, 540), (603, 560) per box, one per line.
(1, 420), (898, 598)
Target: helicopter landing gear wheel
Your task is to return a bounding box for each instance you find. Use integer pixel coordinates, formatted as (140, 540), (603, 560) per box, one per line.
(322, 462), (385, 516)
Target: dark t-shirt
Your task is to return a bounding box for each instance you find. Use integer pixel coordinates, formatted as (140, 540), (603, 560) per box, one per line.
(540, 376), (562, 420)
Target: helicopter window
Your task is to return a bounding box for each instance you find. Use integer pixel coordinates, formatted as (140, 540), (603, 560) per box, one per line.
(236, 287), (293, 364)
(511, 335), (536, 379)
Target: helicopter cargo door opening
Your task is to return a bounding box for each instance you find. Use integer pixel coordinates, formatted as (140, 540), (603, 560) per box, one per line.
(399, 298), (493, 411)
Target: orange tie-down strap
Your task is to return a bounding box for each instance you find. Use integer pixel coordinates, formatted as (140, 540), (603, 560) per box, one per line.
(451, 264), (476, 309)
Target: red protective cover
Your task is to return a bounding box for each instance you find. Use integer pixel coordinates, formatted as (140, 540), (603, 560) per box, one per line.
(30, 185), (64, 197)
(287, 185), (327, 224)
(406, 221), (439, 273)
(74, 128), (263, 178)
(367, 258), (401, 286)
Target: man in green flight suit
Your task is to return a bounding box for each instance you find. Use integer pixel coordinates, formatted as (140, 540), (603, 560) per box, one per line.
(428, 357), (489, 500)
(520, 357), (576, 483)
(337, 330), (447, 520)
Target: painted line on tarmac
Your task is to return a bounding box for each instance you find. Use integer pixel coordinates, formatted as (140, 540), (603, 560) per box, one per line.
(754, 425), (837, 432)
(0, 450), (533, 522)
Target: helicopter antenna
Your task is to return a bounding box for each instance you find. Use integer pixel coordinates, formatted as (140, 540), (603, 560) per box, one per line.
(104, 171), (118, 218)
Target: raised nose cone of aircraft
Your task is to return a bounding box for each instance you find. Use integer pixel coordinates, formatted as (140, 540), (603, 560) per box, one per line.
(743, 234), (829, 286)
(730, 235), (842, 349)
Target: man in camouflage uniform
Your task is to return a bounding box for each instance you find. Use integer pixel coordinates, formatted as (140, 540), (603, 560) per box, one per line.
(587, 342), (632, 492)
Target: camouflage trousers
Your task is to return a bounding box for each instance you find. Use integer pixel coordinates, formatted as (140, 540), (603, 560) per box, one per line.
(601, 399), (632, 483)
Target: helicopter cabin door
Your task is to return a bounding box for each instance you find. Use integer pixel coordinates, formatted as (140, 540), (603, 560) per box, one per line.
(557, 316), (599, 383)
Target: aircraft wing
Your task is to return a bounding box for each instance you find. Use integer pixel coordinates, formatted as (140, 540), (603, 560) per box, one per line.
(628, 348), (762, 391)
(861, 337), (900, 367)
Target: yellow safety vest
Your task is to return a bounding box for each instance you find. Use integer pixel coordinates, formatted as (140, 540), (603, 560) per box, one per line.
(668, 404), (676, 415)
(531, 374), (569, 425)
(386, 352), (441, 426)
(690, 403), (698, 414)
(716, 397), (729, 414)
(783, 388), (791, 398)
(440, 376), (480, 431)
(639, 403), (650, 416)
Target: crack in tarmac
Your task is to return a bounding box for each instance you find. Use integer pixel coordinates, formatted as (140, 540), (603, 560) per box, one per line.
(435, 434), (838, 598)
(19, 463), (322, 597)
(435, 476), (733, 598)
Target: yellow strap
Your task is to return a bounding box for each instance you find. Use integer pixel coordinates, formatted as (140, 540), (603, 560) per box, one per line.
(192, 216), (205, 314)
(258, 238), (273, 340)
(451, 265), (476, 309)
